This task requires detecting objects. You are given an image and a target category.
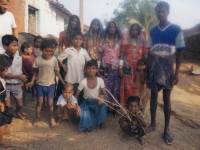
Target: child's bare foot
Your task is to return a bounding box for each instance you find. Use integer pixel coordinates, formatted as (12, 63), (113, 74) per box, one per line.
(15, 111), (25, 120)
(50, 118), (57, 129)
(120, 134), (128, 143)
(33, 117), (41, 127)
(99, 122), (106, 130)
(138, 136), (146, 145)
(146, 125), (156, 132)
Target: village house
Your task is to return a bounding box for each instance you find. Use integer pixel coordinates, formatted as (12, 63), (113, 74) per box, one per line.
(8, 0), (71, 38)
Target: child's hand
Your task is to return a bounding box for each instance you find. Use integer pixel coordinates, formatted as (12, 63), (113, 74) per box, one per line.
(98, 98), (104, 105)
(67, 103), (75, 109)
(26, 81), (33, 89)
(76, 106), (81, 116)
(19, 75), (27, 82)
(20, 82), (24, 87)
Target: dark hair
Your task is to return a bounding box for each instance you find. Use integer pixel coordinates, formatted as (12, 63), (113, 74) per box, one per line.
(21, 42), (32, 53)
(41, 39), (55, 50)
(2, 35), (18, 46)
(85, 59), (98, 69)
(66, 15), (81, 43)
(129, 23), (142, 36)
(71, 31), (83, 40)
(155, 1), (170, 12)
(34, 36), (43, 43)
(0, 54), (12, 73)
(51, 38), (58, 47)
(136, 58), (146, 71)
(127, 96), (140, 106)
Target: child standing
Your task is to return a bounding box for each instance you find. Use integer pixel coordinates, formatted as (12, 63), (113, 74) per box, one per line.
(21, 42), (35, 102)
(57, 31), (91, 93)
(32, 36), (42, 58)
(0, 54), (14, 147)
(1, 35), (27, 120)
(75, 60), (108, 131)
(98, 21), (123, 116)
(56, 83), (81, 126)
(26, 39), (65, 128)
(134, 58), (149, 113)
(118, 96), (147, 145)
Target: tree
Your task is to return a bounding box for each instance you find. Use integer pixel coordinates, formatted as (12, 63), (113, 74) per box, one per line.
(113, 0), (159, 37)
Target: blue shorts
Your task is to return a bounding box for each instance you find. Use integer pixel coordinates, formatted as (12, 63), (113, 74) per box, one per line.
(36, 84), (56, 99)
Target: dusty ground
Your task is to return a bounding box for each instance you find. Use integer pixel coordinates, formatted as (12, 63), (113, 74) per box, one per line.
(1, 61), (200, 150)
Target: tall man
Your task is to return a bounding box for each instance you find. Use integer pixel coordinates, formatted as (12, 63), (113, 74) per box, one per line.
(146, 1), (185, 145)
(0, 0), (17, 54)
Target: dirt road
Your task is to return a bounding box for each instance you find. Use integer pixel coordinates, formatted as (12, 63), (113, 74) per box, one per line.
(1, 62), (200, 150)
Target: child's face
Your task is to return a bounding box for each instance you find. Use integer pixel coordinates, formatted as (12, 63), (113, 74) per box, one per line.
(0, 67), (9, 76)
(92, 21), (99, 32)
(42, 47), (54, 59)
(24, 46), (33, 55)
(34, 39), (42, 48)
(130, 26), (138, 37)
(108, 22), (117, 34)
(62, 88), (74, 100)
(72, 35), (83, 47)
(128, 102), (139, 114)
(156, 6), (169, 22)
(137, 62), (146, 71)
(4, 41), (18, 55)
(86, 66), (98, 77)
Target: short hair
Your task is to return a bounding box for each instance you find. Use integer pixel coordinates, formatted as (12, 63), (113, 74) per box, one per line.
(0, 54), (12, 73)
(137, 57), (146, 66)
(21, 42), (32, 53)
(2, 35), (18, 46)
(63, 83), (74, 91)
(155, 1), (170, 12)
(85, 59), (98, 69)
(71, 31), (83, 40)
(41, 39), (55, 50)
(129, 23), (142, 36)
(34, 36), (43, 43)
(127, 96), (140, 106)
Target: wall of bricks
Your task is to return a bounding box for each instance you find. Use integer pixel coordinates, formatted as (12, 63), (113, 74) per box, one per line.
(7, 0), (26, 33)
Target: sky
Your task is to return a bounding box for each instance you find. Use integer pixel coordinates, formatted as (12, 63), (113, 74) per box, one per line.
(59, 0), (200, 30)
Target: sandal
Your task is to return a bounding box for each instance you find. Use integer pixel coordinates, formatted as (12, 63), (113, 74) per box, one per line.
(164, 134), (174, 145)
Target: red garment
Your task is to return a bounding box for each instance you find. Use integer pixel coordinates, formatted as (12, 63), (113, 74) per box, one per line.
(59, 31), (73, 48)
(21, 55), (35, 77)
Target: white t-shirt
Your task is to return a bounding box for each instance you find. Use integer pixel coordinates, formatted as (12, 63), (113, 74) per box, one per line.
(5, 53), (22, 84)
(57, 47), (91, 84)
(56, 95), (77, 106)
(0, 11), (17, 54)
(78, 77), (105, 99)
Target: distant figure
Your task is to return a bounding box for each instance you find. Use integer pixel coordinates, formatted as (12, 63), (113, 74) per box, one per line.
(32, 36), (42, 58)
(146, 1), (185, 145)
(0, 0), (18, 54)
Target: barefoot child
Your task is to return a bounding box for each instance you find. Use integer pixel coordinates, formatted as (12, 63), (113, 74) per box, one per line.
(0, 54), (14, 147)
(56, 83), (81, 126)
(134, 58), (150, 113)
(1, 35), (27, 120)
(57, 31), (91, 93)
(26, 39), (65, 128)
(75, 60), (108, 132)
(21, 42), (35, 102)
(118, 96), (147, 145)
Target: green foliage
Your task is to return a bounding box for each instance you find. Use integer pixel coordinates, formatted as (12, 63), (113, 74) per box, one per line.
(113, 0), (159, 32)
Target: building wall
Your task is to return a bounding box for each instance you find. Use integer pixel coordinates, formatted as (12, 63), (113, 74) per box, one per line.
(28, 0), (69, 38)
(7, 0), (26, 33)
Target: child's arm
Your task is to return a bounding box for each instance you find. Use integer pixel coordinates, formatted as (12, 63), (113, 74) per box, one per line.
(118, 116), (126, 124)
(75, 89), (81, 100)
(57, 59), (67, 73)
(2, 73), (27, 82)
(26, 68), (38, 89)
(22, 67), (31, 79)
(55, 70), (65, 84)
(132, 114), (147, 127)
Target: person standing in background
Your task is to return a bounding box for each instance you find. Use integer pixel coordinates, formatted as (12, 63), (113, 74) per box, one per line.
(0, 0), (17, 54)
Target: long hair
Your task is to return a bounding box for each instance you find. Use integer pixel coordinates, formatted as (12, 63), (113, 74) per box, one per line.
(66, 15), (81, 43)
(86, 18), (104, 38)
(102, 21), (123, 40)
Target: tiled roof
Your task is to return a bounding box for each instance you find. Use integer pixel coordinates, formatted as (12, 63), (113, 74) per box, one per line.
(47, 0), (72, 16)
